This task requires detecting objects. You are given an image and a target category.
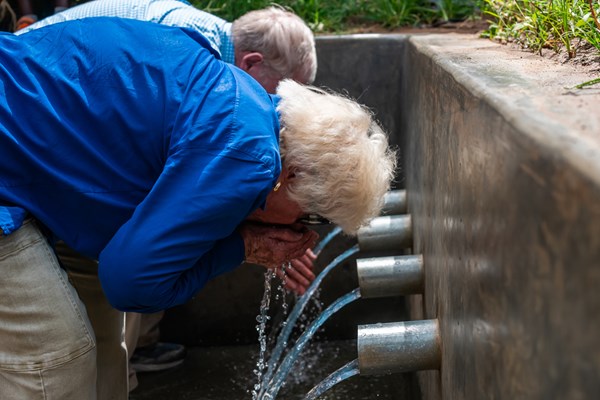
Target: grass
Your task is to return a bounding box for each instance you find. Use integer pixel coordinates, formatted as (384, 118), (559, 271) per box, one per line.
(187, 0), (600, 91)
(74, 0), (600, 63)
(482, 0), (600, 58)
(192, 0), (599, 61)
(70, 0), (600, 71)
(190, 0), (478, 32)
(573, 76), (600, 87)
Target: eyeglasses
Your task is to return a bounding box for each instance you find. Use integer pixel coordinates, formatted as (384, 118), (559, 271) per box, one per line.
(297, 214), (332, 225)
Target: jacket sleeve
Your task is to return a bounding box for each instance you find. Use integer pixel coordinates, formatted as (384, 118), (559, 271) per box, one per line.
(98, 146), (277, 312)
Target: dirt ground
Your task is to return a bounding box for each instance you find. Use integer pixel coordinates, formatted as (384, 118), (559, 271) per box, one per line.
(321, 20), (599, 146)
(342, 19), (600, 77)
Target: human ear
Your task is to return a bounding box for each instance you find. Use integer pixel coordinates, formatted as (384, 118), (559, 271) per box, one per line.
(239, 52), (264, 73)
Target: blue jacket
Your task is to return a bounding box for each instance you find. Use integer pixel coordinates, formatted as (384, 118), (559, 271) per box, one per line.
(0, 18), (281, 312)
(17, 0), (236, 64)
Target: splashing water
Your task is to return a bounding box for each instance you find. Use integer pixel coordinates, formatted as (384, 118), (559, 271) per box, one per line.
(274, 262), (290, 321)
(251, 269), (276, 400)
(262, 288), (362, 400)
(252, 261), (293, 400)
(281, 291), (325, 387)
(258, 245), (360, 399)
(266, 263), (293, 352)
(304, 359), (360, 400)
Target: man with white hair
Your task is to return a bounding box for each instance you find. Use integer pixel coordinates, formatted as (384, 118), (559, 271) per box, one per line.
(18, 0), (319, 393)
(0, 18), (395, 399)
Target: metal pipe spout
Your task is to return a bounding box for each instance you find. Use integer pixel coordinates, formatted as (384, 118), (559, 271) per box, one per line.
(357, 319), (440, 376)
(357, 215), (412, 252)
(356, 255), (423, 298)
(381, 190), (407, 215)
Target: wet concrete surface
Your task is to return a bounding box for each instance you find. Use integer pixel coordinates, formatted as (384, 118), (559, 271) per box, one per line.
(130, 339), (418, 400)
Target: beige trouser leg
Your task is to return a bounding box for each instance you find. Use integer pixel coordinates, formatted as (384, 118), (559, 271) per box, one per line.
(0, 221), (97, 400)
(124, 312), (140, 391)
(56, 242), (128, 400)
(134, 311), (164, 348)
(125, 310), (165, 390)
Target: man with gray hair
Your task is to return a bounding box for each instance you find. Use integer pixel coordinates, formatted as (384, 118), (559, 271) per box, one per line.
(0, 18), (395, 400)
(16, 0), (319, 396)
(18, 0), (318, 92)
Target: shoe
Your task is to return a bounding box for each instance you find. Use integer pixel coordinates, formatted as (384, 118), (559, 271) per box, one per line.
(16, 16), (36, 31)
(130, 342), (187, 372)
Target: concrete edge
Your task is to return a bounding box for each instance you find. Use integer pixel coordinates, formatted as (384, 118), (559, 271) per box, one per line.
(407, 33), (600, 187)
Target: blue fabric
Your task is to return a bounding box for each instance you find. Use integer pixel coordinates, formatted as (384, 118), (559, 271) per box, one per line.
(6, 0), (235, 236)
(0, 18), (281, 312)
(0, 207), (27, 235)
(17, 0), (235, 64)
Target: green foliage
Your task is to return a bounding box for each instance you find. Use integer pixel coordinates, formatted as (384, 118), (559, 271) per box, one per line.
(436, 0), (480, 22)
(360, 0), (438, 27)
(72, 0), (599, 59)
(190, 0), (363, 32)
(189, 0), (484, 31)
(481, 0), (600, 57)
(186, 0), (598, 59)
(573, 76), (600, 87)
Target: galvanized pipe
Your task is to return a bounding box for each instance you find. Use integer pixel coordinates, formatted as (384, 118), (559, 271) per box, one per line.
(381, 190), (407, 215)
(356, 255), (423, 298)
(357, 319), (441, 376)
(381, 190), (408, 215)
(357, 215), (412, 252)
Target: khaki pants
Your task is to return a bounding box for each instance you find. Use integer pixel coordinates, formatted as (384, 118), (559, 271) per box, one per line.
(0, 221), (97, 399)
(56, 241), (129, 400)
(59, 243), (165, 395)
(125, 310), (164, 390)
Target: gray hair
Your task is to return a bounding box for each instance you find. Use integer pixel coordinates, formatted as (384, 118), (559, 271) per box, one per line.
(232, 6), (317, 84)
(276, 80), (397, 234)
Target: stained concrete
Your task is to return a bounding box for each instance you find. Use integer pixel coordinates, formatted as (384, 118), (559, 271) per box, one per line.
(146, 33), (600, 399)
(402, 34), (600, 400)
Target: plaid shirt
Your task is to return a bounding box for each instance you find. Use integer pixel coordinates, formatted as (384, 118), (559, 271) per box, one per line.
(17, 0), (235, 64)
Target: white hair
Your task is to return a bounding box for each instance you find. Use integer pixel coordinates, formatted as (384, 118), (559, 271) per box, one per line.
(276, 80), (397, 234)
(232, 6), (317, 84)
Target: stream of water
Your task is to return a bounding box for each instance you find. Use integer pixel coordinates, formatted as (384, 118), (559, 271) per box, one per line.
(304, 358), (360, 400)
(312, 226), (342, 255)
(257, 244), (360, 399)
(262, 288), (362, 399)
(251, 269), (277, 400)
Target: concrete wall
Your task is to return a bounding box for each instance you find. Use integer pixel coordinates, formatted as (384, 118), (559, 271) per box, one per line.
(314, 34), (407, 180)
(402, 35), (600, 400)
(163, 33), (600, 400)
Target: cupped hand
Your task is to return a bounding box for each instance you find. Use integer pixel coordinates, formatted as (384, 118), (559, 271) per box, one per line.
(276, 248), (317, 295)
(238, 222), (318, 270)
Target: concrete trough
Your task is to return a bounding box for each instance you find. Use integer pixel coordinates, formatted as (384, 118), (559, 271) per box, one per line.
(150, 33), (600, 400)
